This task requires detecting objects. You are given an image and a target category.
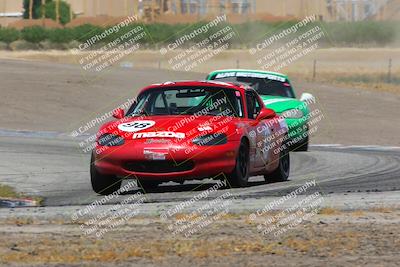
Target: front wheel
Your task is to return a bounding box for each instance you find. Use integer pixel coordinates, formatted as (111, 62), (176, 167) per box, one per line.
(294, 135), (309, 152)
(90, 153), (122, 195)
(227, 140), (249, 187)
(264, 147), (290, 182)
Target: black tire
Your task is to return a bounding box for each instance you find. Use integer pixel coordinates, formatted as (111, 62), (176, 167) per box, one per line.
(90, 153), (122, 195)
(138, 180), (160, 191)
(264, 147), (290, 182)
(227, 140), (250, 187)
(294, 135), (309, 152)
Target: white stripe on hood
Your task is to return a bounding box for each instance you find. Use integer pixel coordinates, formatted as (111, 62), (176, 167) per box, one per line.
(263, 98), (291, 105)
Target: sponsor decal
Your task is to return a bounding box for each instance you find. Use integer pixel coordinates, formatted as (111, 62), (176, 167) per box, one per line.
(145, 139), (172, 144)
(133, 131), (185, 139)
(215, 72), (286, 82)
(118, 120), (155, 132)
(144, 148), (169, 160)
(215, 72), (236, 79)
(198, 126), (213, 132)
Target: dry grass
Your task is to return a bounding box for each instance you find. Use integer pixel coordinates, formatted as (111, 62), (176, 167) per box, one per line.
(1, 210), (399, 265)
(317, 207), (341, 215)
(369, 206), (394, 213)
(284, 231), (360, 256)
(350, 210), (365, 216)
(295, 71), (400, 95)
(1, 237), (283, 263)
(0, 184), (19, 198)
(317, 208), (394, 217)
(335, 81), (400, 95)
(0, 183), (43, 206)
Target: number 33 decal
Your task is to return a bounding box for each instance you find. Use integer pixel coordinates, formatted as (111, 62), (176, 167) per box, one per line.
(118, 120), (155, 132)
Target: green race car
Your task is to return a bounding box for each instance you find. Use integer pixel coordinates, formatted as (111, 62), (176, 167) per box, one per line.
(206, 69), (315, 151)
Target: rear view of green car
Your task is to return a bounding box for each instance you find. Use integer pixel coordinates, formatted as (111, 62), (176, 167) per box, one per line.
(206, 69), (315, 151)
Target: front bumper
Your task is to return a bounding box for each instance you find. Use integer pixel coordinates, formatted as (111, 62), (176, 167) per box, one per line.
(93, 141), (239, 181)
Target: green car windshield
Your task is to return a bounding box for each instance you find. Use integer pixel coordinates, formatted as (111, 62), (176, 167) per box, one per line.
(212, 76), (295, 98)
(127, 87), (244, 117)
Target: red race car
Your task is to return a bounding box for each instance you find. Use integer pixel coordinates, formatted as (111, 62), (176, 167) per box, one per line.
(91, 81), (290, 194)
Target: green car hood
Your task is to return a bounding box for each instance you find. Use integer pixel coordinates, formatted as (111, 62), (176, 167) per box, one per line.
(260, 95), (306, 114)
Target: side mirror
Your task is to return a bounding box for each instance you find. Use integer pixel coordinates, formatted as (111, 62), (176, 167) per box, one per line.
(112, 108), (125, 119)
(300, 92), (315, 103)
(256, 108), (276, 121)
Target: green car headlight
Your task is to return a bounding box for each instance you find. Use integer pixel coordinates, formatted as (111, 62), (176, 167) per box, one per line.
(98, 134), (125, 146)
(281, 109), (304, 119)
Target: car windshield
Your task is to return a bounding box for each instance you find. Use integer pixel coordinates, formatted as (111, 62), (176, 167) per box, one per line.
(127, 86), (244, 117)
(212, 74), (295, 98)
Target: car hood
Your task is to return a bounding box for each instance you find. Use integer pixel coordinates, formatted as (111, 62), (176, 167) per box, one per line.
(99, 115), (241, 142)
(260, 95), (305, 114)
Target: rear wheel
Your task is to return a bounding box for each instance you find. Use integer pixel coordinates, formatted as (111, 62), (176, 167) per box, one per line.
(90, 153), (122, 195)
(227, 140), (249, 187)
(264, 147), (290, 182)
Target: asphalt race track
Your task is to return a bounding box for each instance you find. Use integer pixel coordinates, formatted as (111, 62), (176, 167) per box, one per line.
(0, 133), (399, 207)
(0, 59), (399, 208)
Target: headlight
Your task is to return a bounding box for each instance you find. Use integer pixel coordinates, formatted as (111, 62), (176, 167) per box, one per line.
(192, 133), (227, 146)
(281, 109), (304, 119)
(98, 134), (125, 146)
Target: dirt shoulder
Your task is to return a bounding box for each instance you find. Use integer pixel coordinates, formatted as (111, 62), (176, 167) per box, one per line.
(0, 208), (399, 267)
